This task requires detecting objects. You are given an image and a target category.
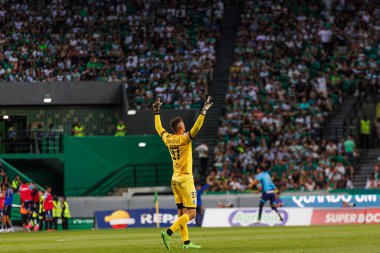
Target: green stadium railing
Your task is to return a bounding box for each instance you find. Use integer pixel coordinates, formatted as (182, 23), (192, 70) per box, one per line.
(0, 158), (46, 224)
(81, 163), (172, 196)
(0, 130), (63, 154)
(0, 158), (45, 191)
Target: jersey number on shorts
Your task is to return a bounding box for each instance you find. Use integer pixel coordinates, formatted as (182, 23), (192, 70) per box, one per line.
(191, 192), (196, 199)
(169, 146), (180, 160)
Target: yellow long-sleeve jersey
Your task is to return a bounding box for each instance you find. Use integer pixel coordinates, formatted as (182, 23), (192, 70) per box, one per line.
(155, 114), (205, 177)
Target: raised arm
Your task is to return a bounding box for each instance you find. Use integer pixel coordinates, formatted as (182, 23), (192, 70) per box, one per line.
(153, 98), (167, 138)
(155, 115), (167, 137)
(189, 96), (213, 139)
(189, 114), (205, 139)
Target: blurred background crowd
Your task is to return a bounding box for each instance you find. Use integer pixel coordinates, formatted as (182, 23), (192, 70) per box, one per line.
(0, 0), (378, 192)
(206, 0), (378, 192)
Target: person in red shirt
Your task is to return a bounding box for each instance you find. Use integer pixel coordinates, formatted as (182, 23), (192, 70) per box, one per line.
(43, 186), (53, 231)
(19, 181), (33, 207)
(0, 191), (4, 211)
(0, 188), (4, 232)
(19, 181), (33, 228)
(30, 182), (39, 208)
(29, 182), (40, 230)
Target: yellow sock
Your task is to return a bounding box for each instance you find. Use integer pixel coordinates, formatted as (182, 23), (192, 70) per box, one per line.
(179, 224), (189, 242)
(169, 214), (189, 233)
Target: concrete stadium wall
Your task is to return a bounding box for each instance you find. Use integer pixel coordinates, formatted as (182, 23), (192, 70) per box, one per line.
(0, 82), (198, 135)
(125, 109), (198, 135)
(68, 194), (262, 217)
(69, 190), (365, 217)
(0, 82), (122, 105)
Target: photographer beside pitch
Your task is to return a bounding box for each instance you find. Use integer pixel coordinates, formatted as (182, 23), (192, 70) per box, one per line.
(153, 96), (213, 250)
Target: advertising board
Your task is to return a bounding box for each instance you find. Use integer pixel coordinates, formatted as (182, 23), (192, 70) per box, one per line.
(311, 208), (380, 225)
(202, 208), (313, 227)
(94, 208), (195, 229)
(282, 194), (380, 208)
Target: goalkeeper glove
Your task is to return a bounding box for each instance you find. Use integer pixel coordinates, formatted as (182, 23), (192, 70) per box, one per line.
(152, 97), (162, 115)
(201, 96), (213, 115)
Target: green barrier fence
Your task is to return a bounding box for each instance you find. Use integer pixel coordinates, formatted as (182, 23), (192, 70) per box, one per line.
(82, 163), (172, 196)
(52, 218), (94, 231)
(202, 189), (380, 195)
(329, 189), (380, 195)
(63, 135), (171, 196)
(69, 218), (94, 230)
(10, 194), (21, 225)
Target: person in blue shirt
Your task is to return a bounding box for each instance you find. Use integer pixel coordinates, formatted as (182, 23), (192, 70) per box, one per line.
(251, 166), (283, 223)
(195, 182), (210, 226)
(2, 183), (14, 232)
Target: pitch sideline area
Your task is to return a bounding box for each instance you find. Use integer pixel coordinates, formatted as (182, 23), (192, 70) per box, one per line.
(0, 225), (379, 253)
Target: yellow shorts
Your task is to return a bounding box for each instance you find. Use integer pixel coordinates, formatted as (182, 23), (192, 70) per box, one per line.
(171, 175), (197, 209)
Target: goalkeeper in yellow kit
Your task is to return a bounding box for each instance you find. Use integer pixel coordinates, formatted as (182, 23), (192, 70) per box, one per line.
(153, 96), (213, 250)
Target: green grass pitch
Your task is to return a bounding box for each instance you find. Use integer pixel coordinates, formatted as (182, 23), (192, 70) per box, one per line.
(1, 225), (379, 253)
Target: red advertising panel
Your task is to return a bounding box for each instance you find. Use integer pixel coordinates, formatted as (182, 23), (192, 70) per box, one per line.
(311, 209), (380, 225)
(364, 209), (380, 224)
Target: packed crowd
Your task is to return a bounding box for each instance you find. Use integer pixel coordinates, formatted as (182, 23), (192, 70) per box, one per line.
(125, 0), (223, 109)
(208, 136), (357, 192)
(365, 163), (380, 189)
(0, 167), (71, 232)
(0, 0), (223, 109)
(208, 0), (378, 191)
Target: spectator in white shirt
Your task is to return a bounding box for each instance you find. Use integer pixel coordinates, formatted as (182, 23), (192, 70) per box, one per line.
(195, 141), (209, 179)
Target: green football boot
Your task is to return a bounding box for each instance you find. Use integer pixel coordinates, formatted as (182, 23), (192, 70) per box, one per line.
(183, 242), (202, 249)
(160, 230), (171, 250)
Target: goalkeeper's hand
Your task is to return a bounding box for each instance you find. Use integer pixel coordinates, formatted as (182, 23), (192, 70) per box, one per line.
(152, 97), (162, 115)
(201, 96), (213, 115)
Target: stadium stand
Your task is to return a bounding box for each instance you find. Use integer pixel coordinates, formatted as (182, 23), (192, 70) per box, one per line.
(0, 0), (223, 110)
(365, 164), (380, 189)
(0, 0), (378, 197)
(207, 0), (379, 192)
